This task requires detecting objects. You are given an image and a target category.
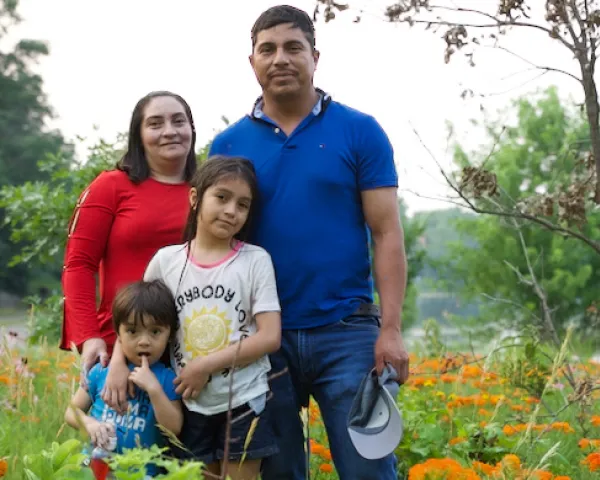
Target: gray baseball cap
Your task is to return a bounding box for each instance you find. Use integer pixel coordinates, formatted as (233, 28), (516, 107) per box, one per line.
(347, 365), (403, 460)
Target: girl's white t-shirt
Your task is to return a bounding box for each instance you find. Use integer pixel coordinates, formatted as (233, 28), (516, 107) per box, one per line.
(144, 242), (281, 415)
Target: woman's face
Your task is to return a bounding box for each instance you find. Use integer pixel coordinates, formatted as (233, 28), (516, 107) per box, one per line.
(140, 96), (193, 170)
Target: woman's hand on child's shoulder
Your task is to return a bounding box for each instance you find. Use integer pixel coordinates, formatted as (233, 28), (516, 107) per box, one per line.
(173, 357), (211, 400)
(129, 356), (161, 395)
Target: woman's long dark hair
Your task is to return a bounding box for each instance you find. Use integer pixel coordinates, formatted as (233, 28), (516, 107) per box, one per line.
(182, 155), (259, 244)
(117, 91), (197, 184)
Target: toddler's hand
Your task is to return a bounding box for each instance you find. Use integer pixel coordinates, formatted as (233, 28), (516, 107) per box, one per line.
(129, 355), (160, 395)
(87, 420), (116, 450)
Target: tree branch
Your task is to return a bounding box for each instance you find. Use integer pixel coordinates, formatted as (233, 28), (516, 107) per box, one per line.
(492, 45), (582, 84)
(569, 0), (586, 46)
(506, 222), (577, 389)
(405, 4), (576, 51)
(408, 126), (600, 256)
(479, 293), (542, 324)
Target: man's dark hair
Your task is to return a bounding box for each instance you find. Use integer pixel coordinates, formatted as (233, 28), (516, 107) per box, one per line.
(251, 5), (315, 49)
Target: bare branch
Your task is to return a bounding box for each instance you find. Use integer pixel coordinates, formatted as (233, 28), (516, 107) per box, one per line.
(480, 293), (542, 324)
(507, 221), (577, 389)
(493, 45), (582, 83)
(220, 339), (244, 479)
(570, 0), (586, 44)
(408, 126), (600, 255)
(481, 71), (550, 97)
(399, 4), (576, 51)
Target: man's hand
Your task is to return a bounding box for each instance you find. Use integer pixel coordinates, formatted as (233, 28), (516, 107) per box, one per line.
(129, 356), (161, 395)
(80, 338), (108, 389)
(375, 325), (409, 384)
(174, 358), (211, 400)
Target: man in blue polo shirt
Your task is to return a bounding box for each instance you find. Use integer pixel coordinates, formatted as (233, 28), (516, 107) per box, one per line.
(209, 5), (409, 479)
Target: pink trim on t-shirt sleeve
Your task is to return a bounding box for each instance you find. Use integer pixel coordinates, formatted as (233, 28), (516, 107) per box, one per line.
(187, 240), (243, 269)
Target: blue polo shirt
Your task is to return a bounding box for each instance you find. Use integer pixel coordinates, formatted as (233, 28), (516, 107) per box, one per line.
(209, 90), (398, 329)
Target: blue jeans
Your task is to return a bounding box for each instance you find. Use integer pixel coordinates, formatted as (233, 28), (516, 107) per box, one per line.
(261, 314), (398, 480)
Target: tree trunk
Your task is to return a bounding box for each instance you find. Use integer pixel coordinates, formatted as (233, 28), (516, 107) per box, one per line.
(581, 67), (600, 203)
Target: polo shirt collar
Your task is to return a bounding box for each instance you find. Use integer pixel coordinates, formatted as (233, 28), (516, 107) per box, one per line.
(250, 88), (331, 120)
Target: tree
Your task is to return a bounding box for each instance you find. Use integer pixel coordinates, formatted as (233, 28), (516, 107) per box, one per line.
(0, 0), (71, 296)
(0, 130), (215, 342)
(314, 0), (600, 203)
(314, 1), (600, 344)
(397, 199), (427, 330)
(438, 88), (600, 333)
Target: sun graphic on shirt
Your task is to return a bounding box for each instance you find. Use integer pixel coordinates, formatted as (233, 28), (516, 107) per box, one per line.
(183, 306), (233, 358)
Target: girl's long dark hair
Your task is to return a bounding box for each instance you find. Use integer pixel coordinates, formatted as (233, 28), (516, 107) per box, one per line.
(182, 155), (259, 244)
(176, 156), (259, 295)
(117, 91), (198, 184)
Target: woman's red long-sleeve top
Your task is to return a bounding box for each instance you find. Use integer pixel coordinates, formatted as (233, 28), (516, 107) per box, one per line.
(60, 169), (189, 352)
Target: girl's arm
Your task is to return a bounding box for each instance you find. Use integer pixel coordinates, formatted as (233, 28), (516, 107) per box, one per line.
(199, 311), (281, 373)
(104, 248), (165, 412)
(102, 339), (134, 414)
(174, 311), (281, 399)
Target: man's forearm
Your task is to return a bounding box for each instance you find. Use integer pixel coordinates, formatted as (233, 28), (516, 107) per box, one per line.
(372, 229), (407, 330)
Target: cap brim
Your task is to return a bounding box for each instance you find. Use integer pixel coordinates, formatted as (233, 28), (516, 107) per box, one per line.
(347, 387), (403, 460)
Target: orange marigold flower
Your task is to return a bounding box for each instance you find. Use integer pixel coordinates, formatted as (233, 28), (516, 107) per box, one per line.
(554, 476), (571, 480)
(409, 458), (479, 480)
(309, 441), (326, 455)
(321, 449), (332, 461)
(319, 463), (333, 473)
(0, 458), (7, 477)
(581, 439), (600, 449)
(583, 452), (600, 472)
(550, 422), (575, 433)
(580, 438), (591, 449)
(449, 436), (467, 446)
(591, 415), (600, 427)
(461, 365), (483, 378)
(409, 376), (429, 387)
(501, 454), (521, 472)
(441, 374), (458, 383)
(472, 461), (495, 476)
(530, 470), (553, 480)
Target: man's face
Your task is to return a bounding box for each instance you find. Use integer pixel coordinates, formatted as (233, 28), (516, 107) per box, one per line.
(250, 23), (319, 100)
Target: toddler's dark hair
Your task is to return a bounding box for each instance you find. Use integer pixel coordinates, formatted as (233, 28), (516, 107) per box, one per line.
(112, 280), (178, 337)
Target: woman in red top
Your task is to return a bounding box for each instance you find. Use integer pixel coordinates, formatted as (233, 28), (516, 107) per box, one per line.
(61, 90), (196, 384)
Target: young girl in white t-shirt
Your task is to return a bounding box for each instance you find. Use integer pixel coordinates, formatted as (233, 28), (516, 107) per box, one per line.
(107, 156), (282, 480)
(149, 155), (282, 479)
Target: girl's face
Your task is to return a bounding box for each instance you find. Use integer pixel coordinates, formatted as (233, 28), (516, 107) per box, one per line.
(140, 96), (193, 170)
(191, 176), (252, 241)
